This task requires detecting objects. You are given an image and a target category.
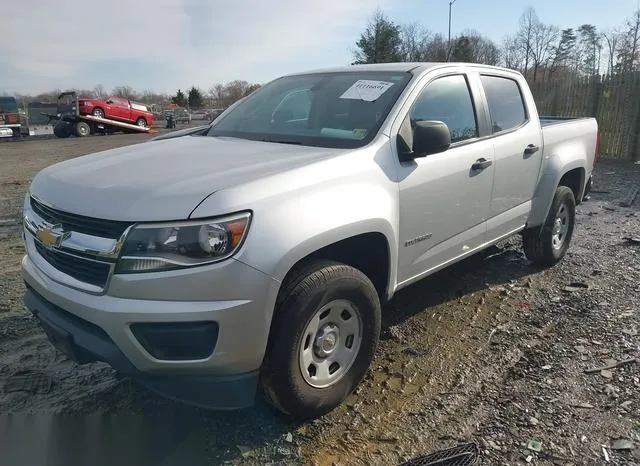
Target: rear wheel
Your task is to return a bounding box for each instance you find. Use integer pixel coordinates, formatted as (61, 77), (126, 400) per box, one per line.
(260, 260), (381, 419)
(75, 122), (91, 137)
(92, 108), (104, 118)
(523, 185), (576, 266)
(136, 117), (147, 127)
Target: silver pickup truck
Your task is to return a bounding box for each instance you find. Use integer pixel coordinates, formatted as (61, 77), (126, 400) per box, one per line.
(21, 63), (598, 419)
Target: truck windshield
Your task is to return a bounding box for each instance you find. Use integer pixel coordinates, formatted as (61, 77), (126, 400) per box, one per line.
(0, 97), (18, 113)
(207, 71), (413, 149)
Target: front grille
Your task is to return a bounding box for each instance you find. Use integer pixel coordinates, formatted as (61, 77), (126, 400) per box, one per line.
(30, 197), (132, 239)
(34, 241), (111, 288)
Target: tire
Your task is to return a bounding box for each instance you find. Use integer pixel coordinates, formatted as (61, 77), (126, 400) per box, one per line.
(53, 122), (71, 138)
(260, 260), (381, 419)
(92, 108), (104, 118)
(136, 117), (147, 127)
(75, 122), (91, 137)
(523, 185), (576, 267)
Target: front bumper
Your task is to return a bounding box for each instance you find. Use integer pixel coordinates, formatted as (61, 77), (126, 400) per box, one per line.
(21, 242), (281, 409)
(0, 124), (20, 138)
(24, 286), (260, 409)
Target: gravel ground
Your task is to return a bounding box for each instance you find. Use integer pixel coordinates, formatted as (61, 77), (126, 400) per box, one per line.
(0, 135), (638, 466)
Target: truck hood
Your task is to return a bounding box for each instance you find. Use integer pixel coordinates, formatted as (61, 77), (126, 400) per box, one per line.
(30, 135), (343, 221)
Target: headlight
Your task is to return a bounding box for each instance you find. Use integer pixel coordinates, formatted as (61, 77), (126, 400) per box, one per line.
(116, 212), (251, 273)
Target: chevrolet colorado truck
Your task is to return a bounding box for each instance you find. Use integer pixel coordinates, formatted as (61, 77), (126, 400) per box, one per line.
(21, 63), (599, 419)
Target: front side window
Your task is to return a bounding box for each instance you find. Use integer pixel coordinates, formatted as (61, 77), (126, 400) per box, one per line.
(410, 74), (478, 143)
(207, 71), (413, 149)
(480, 75), (527, 133)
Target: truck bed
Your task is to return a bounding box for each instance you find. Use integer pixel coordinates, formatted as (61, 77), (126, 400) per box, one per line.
(539, 116), (593, 127)
(539, 115), (598, 194)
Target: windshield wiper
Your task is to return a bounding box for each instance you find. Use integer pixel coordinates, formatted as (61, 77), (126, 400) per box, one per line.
(258, 138), (304, 145)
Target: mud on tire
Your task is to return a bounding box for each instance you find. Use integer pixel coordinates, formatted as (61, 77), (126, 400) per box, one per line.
(260, 260), (381, 419)
(523, 185), (576, 267)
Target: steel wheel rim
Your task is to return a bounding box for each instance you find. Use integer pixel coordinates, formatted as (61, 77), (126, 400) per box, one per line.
(94, 110), (103, 118)
(137, 119), (146, 127)
(79, 125), (88, 136)
(552, 202), (570, 250)
(299, 299), (363, 389)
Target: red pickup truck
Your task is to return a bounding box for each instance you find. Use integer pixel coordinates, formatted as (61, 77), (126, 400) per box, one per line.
(79, 97), (154, 127)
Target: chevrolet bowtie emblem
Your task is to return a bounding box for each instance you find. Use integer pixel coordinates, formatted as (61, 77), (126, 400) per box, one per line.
(36, 224), (68, 248)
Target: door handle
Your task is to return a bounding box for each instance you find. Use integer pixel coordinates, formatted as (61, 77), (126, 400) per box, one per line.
(471, 158), (493, 170)
(524, 144), (540, 155)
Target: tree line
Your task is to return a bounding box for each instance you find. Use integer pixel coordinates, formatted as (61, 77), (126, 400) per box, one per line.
(8, 80), (262, 112)
(353, 7), (640, 82)
(6, 5), (639, 108)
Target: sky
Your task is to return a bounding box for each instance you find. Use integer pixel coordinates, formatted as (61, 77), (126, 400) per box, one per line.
(1, 0), (639, 96)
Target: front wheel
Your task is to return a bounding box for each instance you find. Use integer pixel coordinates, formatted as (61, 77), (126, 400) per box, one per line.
(523, 185), (576, 266)
(135, 117), (147, 127)
(92, 108), (104, 118)
(260, 260), (381, 419)
(53, 122), (71, 138)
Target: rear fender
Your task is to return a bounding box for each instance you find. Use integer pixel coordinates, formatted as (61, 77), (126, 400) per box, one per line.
(527, 155), (585, 228)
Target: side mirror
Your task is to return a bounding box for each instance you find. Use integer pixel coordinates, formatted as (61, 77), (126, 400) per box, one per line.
(106, 99), (113, 104)
(411, 120), (451, 158)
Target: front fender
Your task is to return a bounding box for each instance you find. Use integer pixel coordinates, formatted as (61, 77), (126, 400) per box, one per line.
(236, 181), (398, 289)
(189, 139), (401, 298)
(263, 217), (397, 289)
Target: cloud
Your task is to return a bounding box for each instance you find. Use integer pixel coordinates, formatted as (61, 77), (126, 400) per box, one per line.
(0, 0), (391, 95)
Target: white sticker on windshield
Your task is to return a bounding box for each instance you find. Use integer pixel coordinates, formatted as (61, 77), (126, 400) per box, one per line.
(340, 80), (395, 102)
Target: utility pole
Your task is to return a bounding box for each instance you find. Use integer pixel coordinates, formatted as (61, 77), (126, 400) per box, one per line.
(447, 0), (457, 61)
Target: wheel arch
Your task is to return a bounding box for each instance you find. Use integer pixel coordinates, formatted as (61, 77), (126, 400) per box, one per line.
(527, 157), (586, 229)
(277, 230), (393, 303)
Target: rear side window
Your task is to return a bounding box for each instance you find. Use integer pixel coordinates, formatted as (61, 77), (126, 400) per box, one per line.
(480, 75), (526, 133)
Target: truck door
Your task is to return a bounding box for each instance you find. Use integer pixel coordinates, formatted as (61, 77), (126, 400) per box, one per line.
(394, 73), (495, 285)
(478, 74), (543, 241)
(108, 98), (128, 121)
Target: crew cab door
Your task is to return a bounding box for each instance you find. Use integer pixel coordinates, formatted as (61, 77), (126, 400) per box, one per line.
(108, 98), (129, 121)
(394, 72), (495, 285)
(477, 73), (543, 240)
(123, 99), (134, 122)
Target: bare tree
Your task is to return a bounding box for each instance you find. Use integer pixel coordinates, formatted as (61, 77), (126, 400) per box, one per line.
(209, 84), (225, 105)
(206, 81), (261, 108)
(420, 33), (449, 62)
(399, 22), (431, 61)
(516, 8), (538, 73)
(616, 8), (640, 72)
(502, 35), (525, 70)
(460, 30), (501, 65)
(602, 30), (621, 75)
(530, 22), (560, 82)
(111, 86), (137, 99)
(93, 84), (107, 99)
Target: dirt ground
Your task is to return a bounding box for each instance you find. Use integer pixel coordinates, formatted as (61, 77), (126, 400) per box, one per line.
(0, 134), (639, 466)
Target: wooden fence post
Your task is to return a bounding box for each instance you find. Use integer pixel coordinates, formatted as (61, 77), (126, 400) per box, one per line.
(589, 75), (602, 118)
(631, 73), (640, 161)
